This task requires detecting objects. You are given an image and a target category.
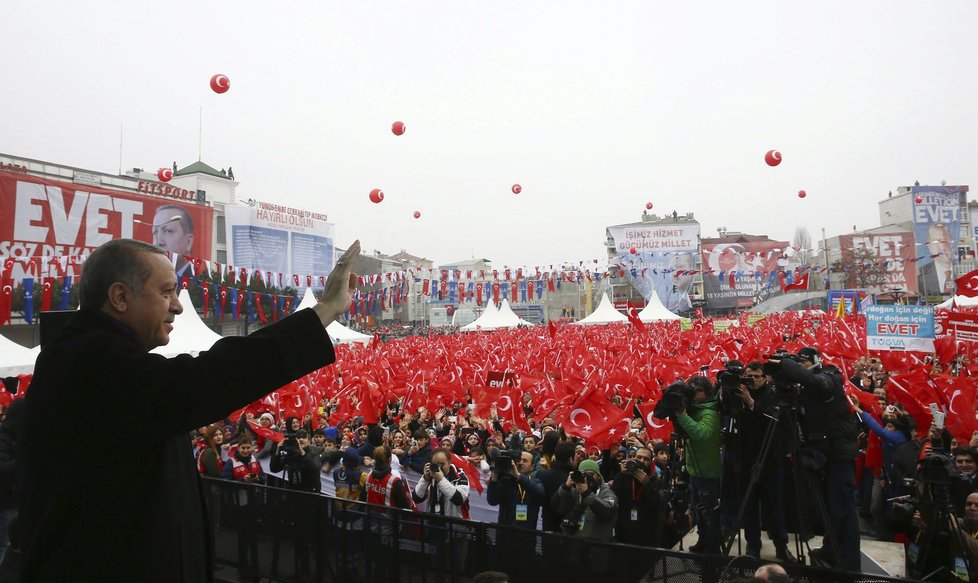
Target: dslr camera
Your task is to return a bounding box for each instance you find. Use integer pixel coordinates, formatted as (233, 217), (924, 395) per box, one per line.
(716, 360), (752, 414)
(491, 449), (519, 474)
(653, 381), (696, 421)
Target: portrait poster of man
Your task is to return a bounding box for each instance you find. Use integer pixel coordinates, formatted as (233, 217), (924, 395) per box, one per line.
(912, 185), (962, 295)
(0, 170), (213, 279)
(608, 224), (699, 314)
(699, 239), (789, 310)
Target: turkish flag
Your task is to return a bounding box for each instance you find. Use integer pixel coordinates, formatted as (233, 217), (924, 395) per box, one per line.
(41, 278), (53, 312)
(954, 268), (978, 298)
(558, 397), (621, 443)
(202, 286), (210, 318)
(492, 283), (500, 305)
(941, 375), (978, 443)
(450, 452), (484, 495)
(637, 400), (674, 441)
(511, 283), (518, 303)
(625, 302), (646, 333)
(0, 279), (13, 326)
(783, 272), (810, 292)
(247, 420), (285, 444)
(476, 283), (483, 306)
(548, 320), (557, 339)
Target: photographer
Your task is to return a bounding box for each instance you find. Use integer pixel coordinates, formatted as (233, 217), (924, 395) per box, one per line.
(673, 377), (722, 554)
(726, 361), (795, 562)
(769, 347), (860, 571)
(912, 489), (978, 581)
(610, 447), (665, 548)
(270, 429), (322, 493)
(487, 450), (544, 528)
(552, 459), (618, 541)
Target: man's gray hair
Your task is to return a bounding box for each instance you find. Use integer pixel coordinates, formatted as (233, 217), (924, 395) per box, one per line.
(155, 204), (194, 234)
(79, 239), (165, 310)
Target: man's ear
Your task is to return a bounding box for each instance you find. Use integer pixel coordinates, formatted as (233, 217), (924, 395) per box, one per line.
(186, 233), (195, 254)
(106, 282), (129, 313)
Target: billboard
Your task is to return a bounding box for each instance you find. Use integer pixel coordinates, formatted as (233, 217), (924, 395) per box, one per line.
(912, 186), (962, 295)
(838, 232), (917, 294)
(225, 201), (335, 286)
(865, 305), (935, 352)
(699, 239), (788, 309)
(0, 170), (213, 279)
(608, 223), (699, 313)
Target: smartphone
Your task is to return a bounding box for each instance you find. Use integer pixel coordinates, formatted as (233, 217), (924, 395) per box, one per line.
(448, 416), (457, 423)
(929, 403), (945, 431)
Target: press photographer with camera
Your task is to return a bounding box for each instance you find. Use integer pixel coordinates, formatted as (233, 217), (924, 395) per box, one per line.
(721, 360), (795, 562)
(270, 429), (322, 493)
(487, 449), (544, 528)
(911, 487), (978, 581)
(611, 446), (665, 548)
(553, 459), (618, 541)
(667, 377), (722, 554)
(766, 347), (860, 571)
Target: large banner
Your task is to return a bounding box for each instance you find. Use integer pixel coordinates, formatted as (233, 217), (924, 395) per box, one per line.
(226, 202), (335, 286)
(699, 239), (788, 309)
(912, 186), (962, 295)
(0, 170), (213, 279)
(838, 232), (918, 294)
(865, 305), (935, 352)
(608, 224), (699, 313)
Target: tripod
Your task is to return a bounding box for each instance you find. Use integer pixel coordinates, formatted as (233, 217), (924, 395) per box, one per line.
(908, 466), (974, 581)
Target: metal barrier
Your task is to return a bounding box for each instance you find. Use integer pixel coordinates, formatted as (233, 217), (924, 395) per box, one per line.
(202, 477), (912, 583)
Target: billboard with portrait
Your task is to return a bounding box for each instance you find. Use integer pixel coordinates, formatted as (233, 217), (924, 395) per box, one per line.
(838, 232), (918, 294)
(608, 223), (699, 313)
(699, 239), (788, 309)
(0, 170), (213, 279)
(225, 201), (335, 286)
(912, 186), (962, 295)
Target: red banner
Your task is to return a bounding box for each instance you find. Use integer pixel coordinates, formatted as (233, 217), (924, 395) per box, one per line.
(699, 239), (789, 309)
(838, 232), (917, 294)
(0, 171), (213, 279)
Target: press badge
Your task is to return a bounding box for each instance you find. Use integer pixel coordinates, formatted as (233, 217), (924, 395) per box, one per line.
(953, 557), (968, 581)
(630, 509), (639, 521)
(515, 504), (528, 522)
(907, 543), (919, 564)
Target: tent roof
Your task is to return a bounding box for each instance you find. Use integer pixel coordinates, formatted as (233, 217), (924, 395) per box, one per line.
(295, 288), (371, 344)
(0, 333), (39, 376)
(574, 293), (629, 325)
(638, 290), (681, 321)
(151, 289), (224, 357)
(935, 294), (978, 310)
(460, 302), (503, 331)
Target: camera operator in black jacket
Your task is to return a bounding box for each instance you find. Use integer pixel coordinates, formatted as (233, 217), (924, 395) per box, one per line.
(271, 430), (322, 493)
(768, 347), (860, 571)
(726, 361), (795, 562)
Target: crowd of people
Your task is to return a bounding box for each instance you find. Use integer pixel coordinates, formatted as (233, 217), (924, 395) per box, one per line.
(185, 344), (978, 581)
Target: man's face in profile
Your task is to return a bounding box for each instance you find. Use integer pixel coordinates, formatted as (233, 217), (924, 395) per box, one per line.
(153, 209), (193, 257)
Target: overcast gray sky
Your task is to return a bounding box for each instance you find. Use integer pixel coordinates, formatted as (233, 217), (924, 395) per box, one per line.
(2, 1), (975, 268)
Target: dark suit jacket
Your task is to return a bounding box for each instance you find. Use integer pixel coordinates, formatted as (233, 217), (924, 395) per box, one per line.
(17, 308), (334, 582)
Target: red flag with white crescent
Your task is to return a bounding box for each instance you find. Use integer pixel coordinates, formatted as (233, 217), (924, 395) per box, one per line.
(637, 400), (674, 442)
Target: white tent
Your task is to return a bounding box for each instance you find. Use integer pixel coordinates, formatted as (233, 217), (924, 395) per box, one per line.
(935, 294), (978, 310)
(637, 290), (682, 322)
(0, 333), (39, 376)
(460, 302), (501, 331)
(294, 288), (371, 344)
(574, 293), (629, 325)
(496, 300), (535, 328)
(151, 289), (224, 357)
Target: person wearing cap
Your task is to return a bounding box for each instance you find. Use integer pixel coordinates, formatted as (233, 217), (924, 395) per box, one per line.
(553, 459), (618, 542)
(333, 448), (367, 509)
(770, 346), (860, 571)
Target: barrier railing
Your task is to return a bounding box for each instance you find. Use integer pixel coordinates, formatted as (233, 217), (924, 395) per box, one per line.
(202, 477), (911, 583)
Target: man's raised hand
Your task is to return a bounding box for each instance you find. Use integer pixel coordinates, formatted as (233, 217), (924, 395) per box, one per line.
(314, 240), (361, 325)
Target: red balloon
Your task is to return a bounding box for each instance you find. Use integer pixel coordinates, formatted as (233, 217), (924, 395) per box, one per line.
(157, 168), (173, 182)
(413, 211), (421, 219)
(764, 150), (782, 167)
(512, 184), (522, 194)
(915, 196), (923, 204)
(797, 189), (806, 199)
(209, 74), (230, 94)
(369, 188), (384, 204)
(392, 121), (406, 136)
(645, 202), (653, 210)
(629, 247), (638, 255)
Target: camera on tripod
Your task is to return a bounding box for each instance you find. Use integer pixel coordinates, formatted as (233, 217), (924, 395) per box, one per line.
(716, 360), (752, 414)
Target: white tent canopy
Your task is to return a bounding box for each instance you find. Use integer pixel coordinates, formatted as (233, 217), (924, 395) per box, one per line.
(151, 289), (224, 357)
(935, 294), (978, 310)
(460, 302), (500, 331)
(496, 300), (535, 328)
(295, 288), (371, 344)
(638, 290), (682, 322)
(0, 333), (39, 376)
(574, 293), (629, 326)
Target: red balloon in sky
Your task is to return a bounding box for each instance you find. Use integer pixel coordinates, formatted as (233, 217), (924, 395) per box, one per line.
(764, 150), (782, 167)
(392, 121), (406, 136)
(629, 247), (638, 255)
(512, 184), (522, 194)
(797, 189), (806, 199)
(209, 74), (230, 94)
(413, 211), (421, 219)
(915, 196), (923, 204)
(645, 202), (653, 210)
(157, 168), (173, 182)
(369, 188), (384, 204)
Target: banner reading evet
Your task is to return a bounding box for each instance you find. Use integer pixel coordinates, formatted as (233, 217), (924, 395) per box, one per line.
(0, 170), (213, 279)
(912, 185), (962, 295)
(865, 305), (935, 352)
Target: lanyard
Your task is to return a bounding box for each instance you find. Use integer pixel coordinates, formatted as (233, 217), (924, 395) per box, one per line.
(517, 484), (526, 504)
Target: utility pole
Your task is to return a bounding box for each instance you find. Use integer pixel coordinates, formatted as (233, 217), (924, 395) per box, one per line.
(822, 227), (831, 290)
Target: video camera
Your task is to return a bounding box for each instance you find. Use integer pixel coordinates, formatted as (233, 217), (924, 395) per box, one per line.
(716, 360), (752, 415)
(653, 381), (696, 422)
